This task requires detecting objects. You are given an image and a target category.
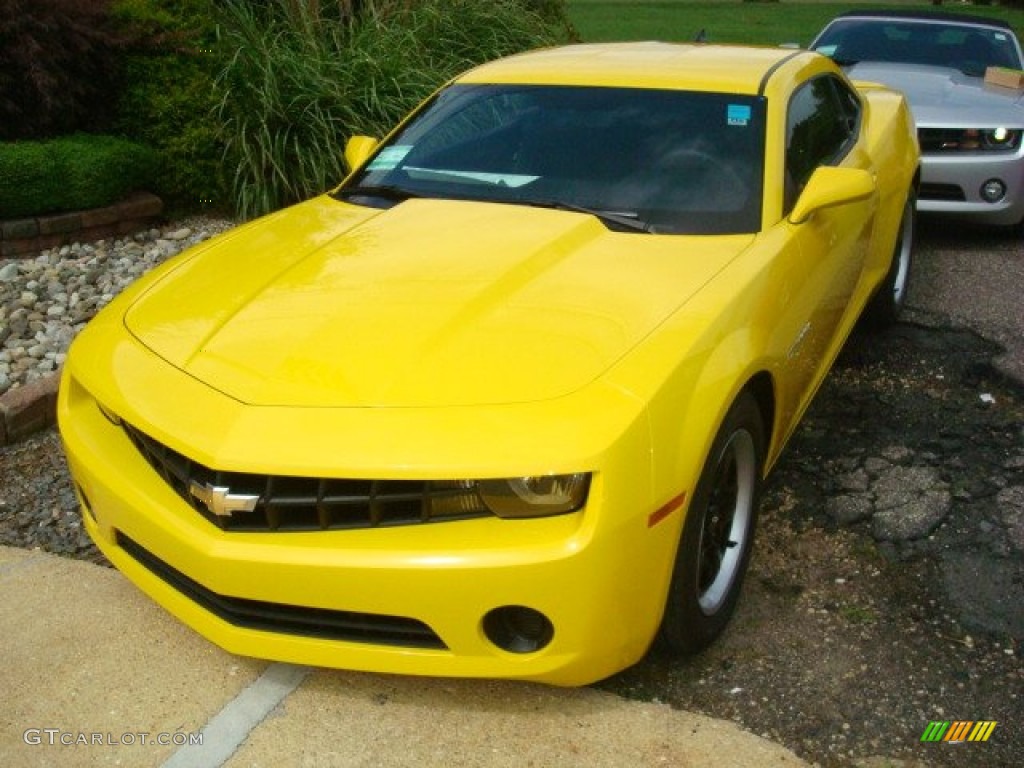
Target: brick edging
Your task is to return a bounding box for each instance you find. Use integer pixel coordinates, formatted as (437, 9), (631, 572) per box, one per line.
(0, 371), (61, 446)
(1, 192), (163, 258)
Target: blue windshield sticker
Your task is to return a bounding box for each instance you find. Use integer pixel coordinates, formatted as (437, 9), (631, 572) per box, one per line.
(368, 145), (411, 171)
(727, 104), (751, 127)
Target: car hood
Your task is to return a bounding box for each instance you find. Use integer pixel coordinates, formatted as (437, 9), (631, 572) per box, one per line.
(847, 62), (1024, 126)
(125, 197), (750, 408)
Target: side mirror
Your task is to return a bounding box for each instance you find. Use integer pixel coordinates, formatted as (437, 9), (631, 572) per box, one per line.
(344, 135), (379, 173)
(788, 166), (875, 225)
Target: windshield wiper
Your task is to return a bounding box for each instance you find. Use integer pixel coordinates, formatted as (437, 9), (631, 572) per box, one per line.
(515, 199), (652, 233)
(338, 187), (652, 232)
(335, 184), (421, 203)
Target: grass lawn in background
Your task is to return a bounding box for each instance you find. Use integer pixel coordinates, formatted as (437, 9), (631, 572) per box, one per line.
(565, 1), (1024, 47)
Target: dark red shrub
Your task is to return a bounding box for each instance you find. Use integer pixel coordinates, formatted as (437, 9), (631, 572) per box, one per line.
(0, 0), (127, 140)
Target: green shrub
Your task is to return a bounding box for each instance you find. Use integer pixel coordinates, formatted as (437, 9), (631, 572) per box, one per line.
(214, 0), (574, 219)
(115, 50), (226, 214)
(111, 0), (228, 214)
(0, 134), (157, 218)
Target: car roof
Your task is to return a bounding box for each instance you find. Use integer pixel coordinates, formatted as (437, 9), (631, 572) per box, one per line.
(829, 9), (1015, 33)
(454, 42), (812, 95)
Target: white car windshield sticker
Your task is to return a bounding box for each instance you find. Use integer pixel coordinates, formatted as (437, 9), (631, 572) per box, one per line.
(368, 145), (412, 171)
(727, 104), (751, 127)
(404, 167), (539, 188)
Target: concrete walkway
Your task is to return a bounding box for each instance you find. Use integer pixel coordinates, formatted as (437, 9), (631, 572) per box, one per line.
(1, 546), (810, 767)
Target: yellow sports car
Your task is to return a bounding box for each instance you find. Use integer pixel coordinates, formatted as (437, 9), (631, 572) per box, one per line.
(59, 43), (919, 686)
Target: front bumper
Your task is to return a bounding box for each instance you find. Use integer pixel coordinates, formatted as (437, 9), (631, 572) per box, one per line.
(58, 343), (675, 687)
(918, 146), (1024, 226)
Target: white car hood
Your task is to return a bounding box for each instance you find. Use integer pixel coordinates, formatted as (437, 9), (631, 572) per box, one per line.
(847, 61), (1024, 127)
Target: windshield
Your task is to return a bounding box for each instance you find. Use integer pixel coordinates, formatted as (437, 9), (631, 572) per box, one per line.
(813, 18), (1023, 76)
(336, 84), (766, 235)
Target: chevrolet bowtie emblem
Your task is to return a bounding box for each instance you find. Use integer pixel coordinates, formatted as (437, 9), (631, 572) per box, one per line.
(188, 482), (260, 517)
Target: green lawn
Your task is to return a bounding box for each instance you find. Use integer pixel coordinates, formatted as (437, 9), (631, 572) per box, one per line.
(565, 1), (1023, 47)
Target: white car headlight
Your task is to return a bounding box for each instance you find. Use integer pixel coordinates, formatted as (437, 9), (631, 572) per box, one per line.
(477, 474), (590, 518)
(920, 127), (1022, 152)
(980, 127), (1021, 150)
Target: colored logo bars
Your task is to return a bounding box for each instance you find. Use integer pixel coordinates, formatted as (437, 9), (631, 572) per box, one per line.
(921, 721), (998, 743)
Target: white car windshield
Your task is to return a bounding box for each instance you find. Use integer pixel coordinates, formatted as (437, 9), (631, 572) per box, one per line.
(813, 17), (1024, 76)
(338, 84), (766, 235)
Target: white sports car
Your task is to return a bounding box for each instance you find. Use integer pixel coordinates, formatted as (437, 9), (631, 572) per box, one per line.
(811, 10), (1024, 228)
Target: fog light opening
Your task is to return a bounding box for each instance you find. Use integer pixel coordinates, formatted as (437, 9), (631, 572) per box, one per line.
(980, 178), (1006, 204)
(483, 606), (554, 654)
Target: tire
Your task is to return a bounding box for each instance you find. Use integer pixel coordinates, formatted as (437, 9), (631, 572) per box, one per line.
(659, 392), (765, 654)
(863, 194), (915, 328)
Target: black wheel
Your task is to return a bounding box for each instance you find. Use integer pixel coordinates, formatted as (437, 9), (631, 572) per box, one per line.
(863, 194), (915, 328)
(659, 392), (765, 654)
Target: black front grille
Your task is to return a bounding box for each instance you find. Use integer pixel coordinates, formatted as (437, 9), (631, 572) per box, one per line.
(919, 182), (966, 202)
(116, 532), (447, 649)
(123, 423), (491, 532)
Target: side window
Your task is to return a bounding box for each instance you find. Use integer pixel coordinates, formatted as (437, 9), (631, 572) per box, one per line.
(784, 76), (861, 212)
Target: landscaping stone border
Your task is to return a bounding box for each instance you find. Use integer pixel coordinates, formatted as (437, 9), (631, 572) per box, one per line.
(0, 192), (163, 258)
(0, 371), (60, 447)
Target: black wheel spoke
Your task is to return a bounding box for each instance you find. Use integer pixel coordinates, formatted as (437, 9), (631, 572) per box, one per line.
(699, 534), (722, 590)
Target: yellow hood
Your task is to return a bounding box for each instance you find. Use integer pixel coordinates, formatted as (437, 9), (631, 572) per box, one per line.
(126, 196), (751, 407)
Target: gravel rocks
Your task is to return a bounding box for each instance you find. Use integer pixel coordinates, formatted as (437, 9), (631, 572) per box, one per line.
(0, 217), (233, 558)
(0, 217), (235, 399)
(0, 429), (96, 561)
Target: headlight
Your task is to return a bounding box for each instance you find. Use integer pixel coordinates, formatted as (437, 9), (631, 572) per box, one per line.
(979, 127), (1021, 150)
(919, 127), (1022, 152)
(477, 474), (590, 518)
